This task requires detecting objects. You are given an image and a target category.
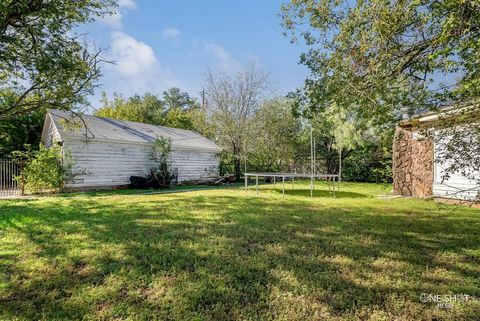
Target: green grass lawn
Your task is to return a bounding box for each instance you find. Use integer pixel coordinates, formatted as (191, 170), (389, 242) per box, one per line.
(1, 182), (479, 320)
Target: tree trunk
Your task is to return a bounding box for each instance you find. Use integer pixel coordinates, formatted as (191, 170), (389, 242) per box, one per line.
(234, 157), (241, 181)
(233, 144), (241, 181)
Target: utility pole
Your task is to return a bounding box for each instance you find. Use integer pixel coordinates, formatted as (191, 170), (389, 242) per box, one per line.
(202, 90), (206, 110)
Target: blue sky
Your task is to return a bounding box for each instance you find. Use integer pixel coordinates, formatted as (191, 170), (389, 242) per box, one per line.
(80, 0), (309, 110)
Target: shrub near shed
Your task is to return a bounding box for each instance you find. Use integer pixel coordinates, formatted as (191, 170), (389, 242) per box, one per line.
(13, 144), (73, 194)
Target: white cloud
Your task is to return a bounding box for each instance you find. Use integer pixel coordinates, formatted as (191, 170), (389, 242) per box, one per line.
(205, 43), (229, 61)
(100, 0), (136, 29)
(205, 43), (241, 72)
(100, 11), (123, 29)
(103, 31), (181, 96)
(162, 27), (181, 41)
(119, 0), (136, 10)
(111, 31), (157, 76)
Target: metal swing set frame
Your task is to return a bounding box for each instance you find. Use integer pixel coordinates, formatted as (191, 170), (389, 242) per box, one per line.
(244, 127), (340, 197)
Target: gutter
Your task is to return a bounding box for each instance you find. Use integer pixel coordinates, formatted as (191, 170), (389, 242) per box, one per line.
(399, 103), (478, 128)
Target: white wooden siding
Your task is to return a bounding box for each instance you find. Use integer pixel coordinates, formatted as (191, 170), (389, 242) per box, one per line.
(170, 150), (219, 182)
(433, 139), (479, 200)
(42, 111), (222, 190)
(41, 115), (62, 148)
(63, 141), (219, 189)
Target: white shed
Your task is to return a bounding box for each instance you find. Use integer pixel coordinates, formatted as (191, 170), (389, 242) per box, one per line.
(41, 110), (222, 191)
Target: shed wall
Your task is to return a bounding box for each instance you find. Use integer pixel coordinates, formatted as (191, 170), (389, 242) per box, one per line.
(64, 140), (219, 190)
(42, 116), (62, 148)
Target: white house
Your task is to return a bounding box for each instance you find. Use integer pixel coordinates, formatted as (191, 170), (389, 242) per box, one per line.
(41, 110), (221, 191)
(393, 105), (479, 200)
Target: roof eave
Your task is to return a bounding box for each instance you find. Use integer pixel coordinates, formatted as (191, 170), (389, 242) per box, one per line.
(60, 136), (222, 153)
(399, 103), (478, 128)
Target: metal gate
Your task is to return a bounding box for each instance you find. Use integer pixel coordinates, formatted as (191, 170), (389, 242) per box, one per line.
(0, 160), (21, 197)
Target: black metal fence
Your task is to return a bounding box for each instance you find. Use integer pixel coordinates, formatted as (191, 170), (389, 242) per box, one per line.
(0, 160), (21, 197)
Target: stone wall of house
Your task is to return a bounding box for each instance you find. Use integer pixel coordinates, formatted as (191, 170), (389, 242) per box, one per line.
(393, 126), (413, 196)
(393, 126), (434, 198)
(411, 135), (434, 198)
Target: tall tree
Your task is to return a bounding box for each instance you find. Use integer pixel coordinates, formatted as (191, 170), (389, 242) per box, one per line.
(187, 107), (215, 139)
(95, 92), (165, 125)
(163, 107), (195, 130)
(282, 0), (480, 184)
(323, 104), (365, 181)
(248, 99), (301, 172)
(282, 0), (480, 118)
(0, 108), (46, 158)
(0, 0), (115, 120)
(94, 90), (212, 133)
(205, 62), (269, 180)
(162, 87), (202, 130)
(162, 88), (198, 111)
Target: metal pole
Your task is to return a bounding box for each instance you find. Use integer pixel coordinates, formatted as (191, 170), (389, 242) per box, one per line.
(245, 173), (247, 191)
(3, 160), (6, 196)
(314, 137), (316, 176)
(1, 160), (4, 196)
(313, 136), (316, 197)
(282, 176), (285, 197)
(21, 161), (25, 196)
(273, 176), (276, 189)
(9, 160), (12, 196)
(244, 140), (247, 176)
(339, 149), (342, 183)
(12, 160), (15, 196)
(333, 177), (336, 198)
(292, 177), (294, 189)
(337, 175), (340, 195)
(15, 162), (18, 194)
(310, 125), (313, 197)
(256, 175), (259, 196)
(1, 160), (3, 196)
(313, 176), (315, 196)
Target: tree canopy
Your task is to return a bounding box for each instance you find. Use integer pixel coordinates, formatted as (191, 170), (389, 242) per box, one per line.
(0, 108), (46, 158)
(205, 62), (270, 179)
(162, 87), (199, 111)
(282, 0), (480, 122)
(94, 89), (208, 133)
(95, 92), (165, 125)
(247, 99), (301, 171)
(282, 0), (480, 186)
(0, 0), (115, 120)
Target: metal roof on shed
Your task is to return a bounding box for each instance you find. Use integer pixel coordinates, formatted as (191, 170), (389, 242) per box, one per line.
(47, 109), (221, 152)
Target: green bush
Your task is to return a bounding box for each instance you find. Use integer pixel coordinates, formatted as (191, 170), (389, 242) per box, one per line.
(150, 136), (174, 186)
(342, 144), (392, 183)
(13, 144), (73, 194)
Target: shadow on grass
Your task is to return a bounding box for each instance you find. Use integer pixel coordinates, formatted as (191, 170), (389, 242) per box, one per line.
(263, 187), (370, 198)
(59, 183), (246, 198)
(0, 193), (479, 320)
